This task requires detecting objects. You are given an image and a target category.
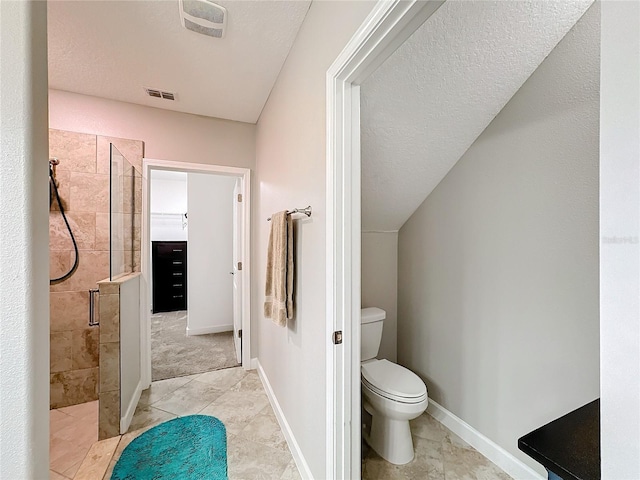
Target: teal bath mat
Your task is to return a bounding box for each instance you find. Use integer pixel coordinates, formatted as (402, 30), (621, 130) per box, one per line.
(111, 415), (227, 480)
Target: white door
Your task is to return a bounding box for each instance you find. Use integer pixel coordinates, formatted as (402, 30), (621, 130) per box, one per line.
(232, 179), (242, 363)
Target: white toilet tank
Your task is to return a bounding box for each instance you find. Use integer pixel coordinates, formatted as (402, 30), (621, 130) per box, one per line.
(361, 307), (386, 361)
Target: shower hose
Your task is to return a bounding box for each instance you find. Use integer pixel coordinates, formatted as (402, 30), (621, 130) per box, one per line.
(49, 164), (79, 284)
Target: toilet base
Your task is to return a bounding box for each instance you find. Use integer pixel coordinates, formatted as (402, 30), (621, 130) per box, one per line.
(364, 402), (415, 465)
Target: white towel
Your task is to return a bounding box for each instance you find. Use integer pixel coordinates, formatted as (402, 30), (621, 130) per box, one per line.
(264, 211), (294, 326)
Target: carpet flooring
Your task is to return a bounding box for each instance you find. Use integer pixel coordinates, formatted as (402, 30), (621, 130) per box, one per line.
(152, 311), (239, 381)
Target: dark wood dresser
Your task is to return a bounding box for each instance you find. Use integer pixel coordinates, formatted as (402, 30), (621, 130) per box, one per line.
(152, 241), (187, 313)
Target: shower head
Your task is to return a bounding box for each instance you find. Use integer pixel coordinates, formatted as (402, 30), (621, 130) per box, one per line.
(49, 158), (59, 179)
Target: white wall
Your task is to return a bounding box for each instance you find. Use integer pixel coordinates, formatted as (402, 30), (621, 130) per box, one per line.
(361, 232), (398, 362)
(397, 4), (600, 475)
(0, 2), (50, 478)
(150, 171), (188, 242)
(49, 89), (256, 169)
(254, 2), (375, 477)
(600, 1), (640, 477)
(187, 173), (236, 335)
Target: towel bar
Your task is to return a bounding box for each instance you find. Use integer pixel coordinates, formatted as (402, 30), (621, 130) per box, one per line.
(267, 206), (312, 221)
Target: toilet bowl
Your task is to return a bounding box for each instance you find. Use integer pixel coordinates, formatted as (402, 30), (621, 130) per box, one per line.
(360, 308), (428, 465)
(361, 358), (428, 464)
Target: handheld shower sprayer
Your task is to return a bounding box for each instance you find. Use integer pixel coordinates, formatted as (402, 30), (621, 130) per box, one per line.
(49, 158), (60, 207)
(49, 157), (79, 284)
(49, 157), (59, 175)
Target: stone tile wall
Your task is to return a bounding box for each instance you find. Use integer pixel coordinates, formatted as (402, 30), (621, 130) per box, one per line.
(49, 129), (143, 409)
(98, 280), (121, 439)
(97, 273), (141, 439)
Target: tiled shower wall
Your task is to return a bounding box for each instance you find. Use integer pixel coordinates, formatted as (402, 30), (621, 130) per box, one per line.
(49, 129), (143, 409)
(97, 273), (141, 439)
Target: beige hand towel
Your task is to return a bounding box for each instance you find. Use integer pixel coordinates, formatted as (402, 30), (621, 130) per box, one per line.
(264, 211), (294, 326)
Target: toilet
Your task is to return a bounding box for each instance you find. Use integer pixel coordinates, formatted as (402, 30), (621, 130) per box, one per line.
(361, 307), (428, 465)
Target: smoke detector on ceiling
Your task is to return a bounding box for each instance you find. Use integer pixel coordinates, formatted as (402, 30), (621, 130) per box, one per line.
(179, 0), (227, 39)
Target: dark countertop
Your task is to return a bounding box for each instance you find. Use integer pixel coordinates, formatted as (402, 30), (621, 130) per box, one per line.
(518, 399), (600, 480)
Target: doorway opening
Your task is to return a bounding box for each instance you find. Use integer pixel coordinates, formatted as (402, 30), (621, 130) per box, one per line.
(328, 1), (601, 479)
(141, 159), (251, 388)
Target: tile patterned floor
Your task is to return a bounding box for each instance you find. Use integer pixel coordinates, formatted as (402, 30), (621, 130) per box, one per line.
(55, 367), (300, 480)
(122, 367), (298, 480)
(362, 412), (513, 480)
(49, 400), (99, 479)
(51, 369), (512, 480)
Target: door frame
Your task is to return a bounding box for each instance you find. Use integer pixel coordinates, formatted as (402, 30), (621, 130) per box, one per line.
(232, 177), (243, 364)
(141, 158), (252, 389)
(325, 1), (444, 477)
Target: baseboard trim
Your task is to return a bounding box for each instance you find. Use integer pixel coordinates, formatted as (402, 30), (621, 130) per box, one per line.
(121, 379), (143, 434)
(250, 357), (258, 370)
(257, 361), (312, 480)
(427, 400), (544, 480)
(186, 324), (233, 336)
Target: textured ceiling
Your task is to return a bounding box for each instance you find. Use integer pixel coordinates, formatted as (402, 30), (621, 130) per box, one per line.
(361, 0), (593, 232)
(47, 0), (311, 123)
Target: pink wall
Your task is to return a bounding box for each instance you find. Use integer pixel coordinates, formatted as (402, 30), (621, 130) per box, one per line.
(49, 89), (256, 168)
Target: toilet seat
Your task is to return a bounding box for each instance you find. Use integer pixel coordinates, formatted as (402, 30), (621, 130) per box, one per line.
(363, 379), (427, 404)
(361, 359), (427, 404)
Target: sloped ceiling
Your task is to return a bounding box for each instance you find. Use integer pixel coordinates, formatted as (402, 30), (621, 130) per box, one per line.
(361, 0), (593, 232)
(47, 0), (311, 124)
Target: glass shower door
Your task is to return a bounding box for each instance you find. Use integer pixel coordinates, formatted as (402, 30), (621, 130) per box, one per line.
(109, 143), (140, 280)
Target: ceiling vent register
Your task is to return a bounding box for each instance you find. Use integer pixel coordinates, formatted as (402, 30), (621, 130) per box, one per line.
(179, 0), (227, 39)
(144, 88), (176, 101)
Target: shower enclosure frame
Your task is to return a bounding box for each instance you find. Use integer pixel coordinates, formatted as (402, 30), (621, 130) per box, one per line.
(139, 158), (252, 390)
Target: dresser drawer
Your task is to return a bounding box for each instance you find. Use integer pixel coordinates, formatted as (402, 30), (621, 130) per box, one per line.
(156, 243), (186, 259)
